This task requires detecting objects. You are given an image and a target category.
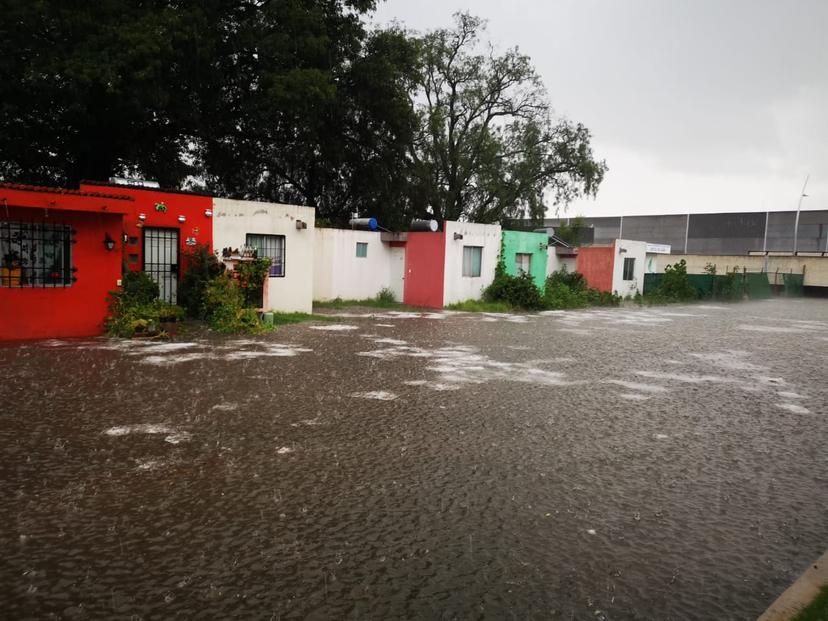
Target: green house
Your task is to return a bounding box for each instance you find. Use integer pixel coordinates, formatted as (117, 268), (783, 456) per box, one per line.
(501, 230), (549, 291)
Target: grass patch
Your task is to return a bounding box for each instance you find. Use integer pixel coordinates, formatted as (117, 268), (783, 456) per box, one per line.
(314, 297), (405, 310)
(445, 299), (513, 313)
(793, 585), (828, 621)
(268, 312), (339, 325)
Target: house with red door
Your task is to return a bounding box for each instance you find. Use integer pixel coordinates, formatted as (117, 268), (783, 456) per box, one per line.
(403, 221), (502, 308)
(0, 183), (133, 340)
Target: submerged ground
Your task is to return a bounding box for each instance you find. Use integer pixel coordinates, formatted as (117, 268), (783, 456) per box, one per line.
(1, 299), (826, 620)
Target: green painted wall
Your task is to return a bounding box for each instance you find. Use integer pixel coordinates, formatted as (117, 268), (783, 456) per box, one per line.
(501, 230), (548, 291)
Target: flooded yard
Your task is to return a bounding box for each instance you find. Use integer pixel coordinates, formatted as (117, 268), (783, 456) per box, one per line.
(1, 299), (826, 619)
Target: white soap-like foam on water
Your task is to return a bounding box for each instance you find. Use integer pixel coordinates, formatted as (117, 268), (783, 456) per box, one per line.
(349, 391), (399, 401)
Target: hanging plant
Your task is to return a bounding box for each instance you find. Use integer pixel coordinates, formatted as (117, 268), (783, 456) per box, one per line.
(154, 202), (168, 213)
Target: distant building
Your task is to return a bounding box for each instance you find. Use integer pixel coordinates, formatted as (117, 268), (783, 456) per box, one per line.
(524, 210), (828, 255)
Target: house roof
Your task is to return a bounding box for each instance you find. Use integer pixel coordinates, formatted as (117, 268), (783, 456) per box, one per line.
(0, 181), (134, 201)
(0, 182), (134, 214)
(80, 180), (214, 198)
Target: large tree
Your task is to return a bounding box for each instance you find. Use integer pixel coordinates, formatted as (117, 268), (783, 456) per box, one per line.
(407, 13), (607, 225)
(0, 0), (419, 227)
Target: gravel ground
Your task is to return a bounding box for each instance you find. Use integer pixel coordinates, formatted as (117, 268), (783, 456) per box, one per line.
(1, 298), (826, 620)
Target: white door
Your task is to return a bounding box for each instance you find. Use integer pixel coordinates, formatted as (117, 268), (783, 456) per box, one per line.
(389, 246), (405, 302)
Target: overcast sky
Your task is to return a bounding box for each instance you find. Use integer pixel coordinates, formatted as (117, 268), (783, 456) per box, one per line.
(371, 0), (828, 218)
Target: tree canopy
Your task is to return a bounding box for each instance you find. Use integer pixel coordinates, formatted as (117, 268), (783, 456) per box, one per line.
(0, 4), (605, 228)
(407, 13), (606, 225)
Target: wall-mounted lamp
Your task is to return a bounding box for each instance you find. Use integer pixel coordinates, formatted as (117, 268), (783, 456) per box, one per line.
(178, 215), (186, 223)
(103, 232), (116, 251)
(296, 220), (308, 230)
(204, 209), (213, 218)
(453, 232), (464, 241)
(138, 213), (146, 221)
(618, 247), (627, 254)
(539, 243), (548, 251)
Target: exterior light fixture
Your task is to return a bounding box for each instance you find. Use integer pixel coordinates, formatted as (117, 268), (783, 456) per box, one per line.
(453, 232), (464, 241)
(618, 247), (627, 254)
(204, 209), (213, 218)
(178, 215), (186, 223)
(138, 213), (146, 221)
(103, 232), (116, 251)
(296, 220), (307, 230)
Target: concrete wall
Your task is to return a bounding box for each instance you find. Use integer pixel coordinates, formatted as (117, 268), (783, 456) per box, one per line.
(547, 251), (577, 276)
(502, 230), (548, 291)
(576, 245), (614, 292)
(654, 254), (828, 287)
(611, 239), (647, 296)
(313, 229), (392, 301)
(442, 221), (501, 305)
(212, 198), (315, 313)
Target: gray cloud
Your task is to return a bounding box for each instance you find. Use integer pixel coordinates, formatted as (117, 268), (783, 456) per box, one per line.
(372, 0), (827, 215)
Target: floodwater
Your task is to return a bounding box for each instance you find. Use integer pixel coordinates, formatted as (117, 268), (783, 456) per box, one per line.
(1, 299), (826, 620)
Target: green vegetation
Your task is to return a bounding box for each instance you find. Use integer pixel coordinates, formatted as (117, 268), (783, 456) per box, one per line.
(202, 274), (271, 335)
(445, 300), (514, 313)
(477, 264), (620, 312)
(178, 244), (225, 318)
(314, 290), (405, 310)
(106, 271), (184, 338)
(235, 258), (272, 308)
(792, 586), (828, 621)
(483, 265), (544, 310)
(267, 313), (339, 326)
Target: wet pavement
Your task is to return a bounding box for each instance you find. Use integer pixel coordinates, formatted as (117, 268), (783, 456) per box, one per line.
(1, 298), (826, 620)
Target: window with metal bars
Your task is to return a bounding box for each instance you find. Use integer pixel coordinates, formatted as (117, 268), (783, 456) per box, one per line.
(245, 233), (285, 277)
(0, 221), (75, 287)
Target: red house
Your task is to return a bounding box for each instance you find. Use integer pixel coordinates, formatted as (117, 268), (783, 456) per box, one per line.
(1, 181), (215, 341)
(0, 183), (133, 340)
(79, 181), (214, 303)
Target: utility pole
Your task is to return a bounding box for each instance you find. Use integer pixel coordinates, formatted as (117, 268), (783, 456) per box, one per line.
(792, 174), (809, 255)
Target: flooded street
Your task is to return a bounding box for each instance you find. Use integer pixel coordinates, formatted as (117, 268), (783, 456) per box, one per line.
(1, 299), (826, 620)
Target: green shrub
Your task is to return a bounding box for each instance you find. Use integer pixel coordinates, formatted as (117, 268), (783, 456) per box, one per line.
(235, 258), (271, 308)
(547, 265), (587, 292)
(202, 274), (271, 334)
(376, 287), (396, 304)
(178, 244), (225, 318)
(542, 269), (621, 310)
(120, 270), (159, 305)
(658, 259), (697, 301)
(483, 265), (544, 310)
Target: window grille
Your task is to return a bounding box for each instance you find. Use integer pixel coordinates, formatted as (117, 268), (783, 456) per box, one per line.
(246, 234), (285, 277)
(0, 221), (75, 287)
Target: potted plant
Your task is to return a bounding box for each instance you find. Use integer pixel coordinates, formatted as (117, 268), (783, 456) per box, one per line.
(1, 250), (23, 287)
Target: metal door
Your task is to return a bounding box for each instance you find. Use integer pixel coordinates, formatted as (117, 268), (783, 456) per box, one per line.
(143, 227), (179, 303)
(389, 246), (405, 302)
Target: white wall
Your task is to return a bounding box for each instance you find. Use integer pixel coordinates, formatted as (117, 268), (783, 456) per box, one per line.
(442, 221), (502, 305)
(611, 239), (647, 296)
(547, 251), (578, 276)
(313, 229), (394, 301)
(212, 198), (315, 313)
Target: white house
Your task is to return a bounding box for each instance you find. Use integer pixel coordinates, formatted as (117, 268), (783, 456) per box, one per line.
(441, 221), (501, 306)
(313, 228), (405, 302)
(212, 198), (315, 313)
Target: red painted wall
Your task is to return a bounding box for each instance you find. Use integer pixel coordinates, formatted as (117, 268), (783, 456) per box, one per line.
(80, 183), (213, 276)
(403, 232), (446, 308)
(0, 206), (124, 340)
(576, 245), (615, 292)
